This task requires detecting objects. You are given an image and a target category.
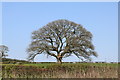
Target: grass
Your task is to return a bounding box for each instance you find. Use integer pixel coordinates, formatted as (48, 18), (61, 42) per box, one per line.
(1, 58), (118, 78)
(1, 62), (118, 78)
(1, 62), (118, 68)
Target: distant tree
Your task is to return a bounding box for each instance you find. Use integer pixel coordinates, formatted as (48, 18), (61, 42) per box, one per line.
(0, 45), (9, 58)
(27, 19), (98, 63)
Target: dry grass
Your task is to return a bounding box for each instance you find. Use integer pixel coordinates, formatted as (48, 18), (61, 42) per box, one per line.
(1, 63), (118, 78)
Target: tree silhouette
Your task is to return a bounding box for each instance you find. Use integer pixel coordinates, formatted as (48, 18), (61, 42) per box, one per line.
(0, 45), (9, 58)
(27, 19), (98, 63)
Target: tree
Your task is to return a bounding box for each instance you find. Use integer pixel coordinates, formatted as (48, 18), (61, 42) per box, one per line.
(27, 19), (98, 63)
(0, 45), (9, 58)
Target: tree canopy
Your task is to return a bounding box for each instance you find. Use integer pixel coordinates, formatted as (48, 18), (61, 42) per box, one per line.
(0, 45), (9, 58)
(27, 19), (98, 63)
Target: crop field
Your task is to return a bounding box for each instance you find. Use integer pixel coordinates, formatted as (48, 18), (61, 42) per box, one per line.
(1, 62), (118, 78)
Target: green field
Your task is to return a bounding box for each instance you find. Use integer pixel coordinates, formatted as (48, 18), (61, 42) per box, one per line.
(1, 62), (118, 78)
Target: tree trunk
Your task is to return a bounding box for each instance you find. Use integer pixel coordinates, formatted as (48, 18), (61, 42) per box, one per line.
(57, 58), (62, 64)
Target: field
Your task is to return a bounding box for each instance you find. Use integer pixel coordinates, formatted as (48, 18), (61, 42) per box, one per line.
(1, 62), (118, 78)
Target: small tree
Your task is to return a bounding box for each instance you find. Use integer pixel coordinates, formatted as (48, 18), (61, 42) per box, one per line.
(0, 45), (9, 58)
(27, 19), (98, 63)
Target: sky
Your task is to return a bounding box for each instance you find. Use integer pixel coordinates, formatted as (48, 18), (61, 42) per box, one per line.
(1, 2), (118, 62)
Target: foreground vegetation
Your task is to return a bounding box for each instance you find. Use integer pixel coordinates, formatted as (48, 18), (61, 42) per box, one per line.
(1, 62), (118, 78)
(1, 58), (118, 78)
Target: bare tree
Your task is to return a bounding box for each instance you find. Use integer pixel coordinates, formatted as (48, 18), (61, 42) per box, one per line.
(27, 19), (98, 63)
(0, 45), (9, 58)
